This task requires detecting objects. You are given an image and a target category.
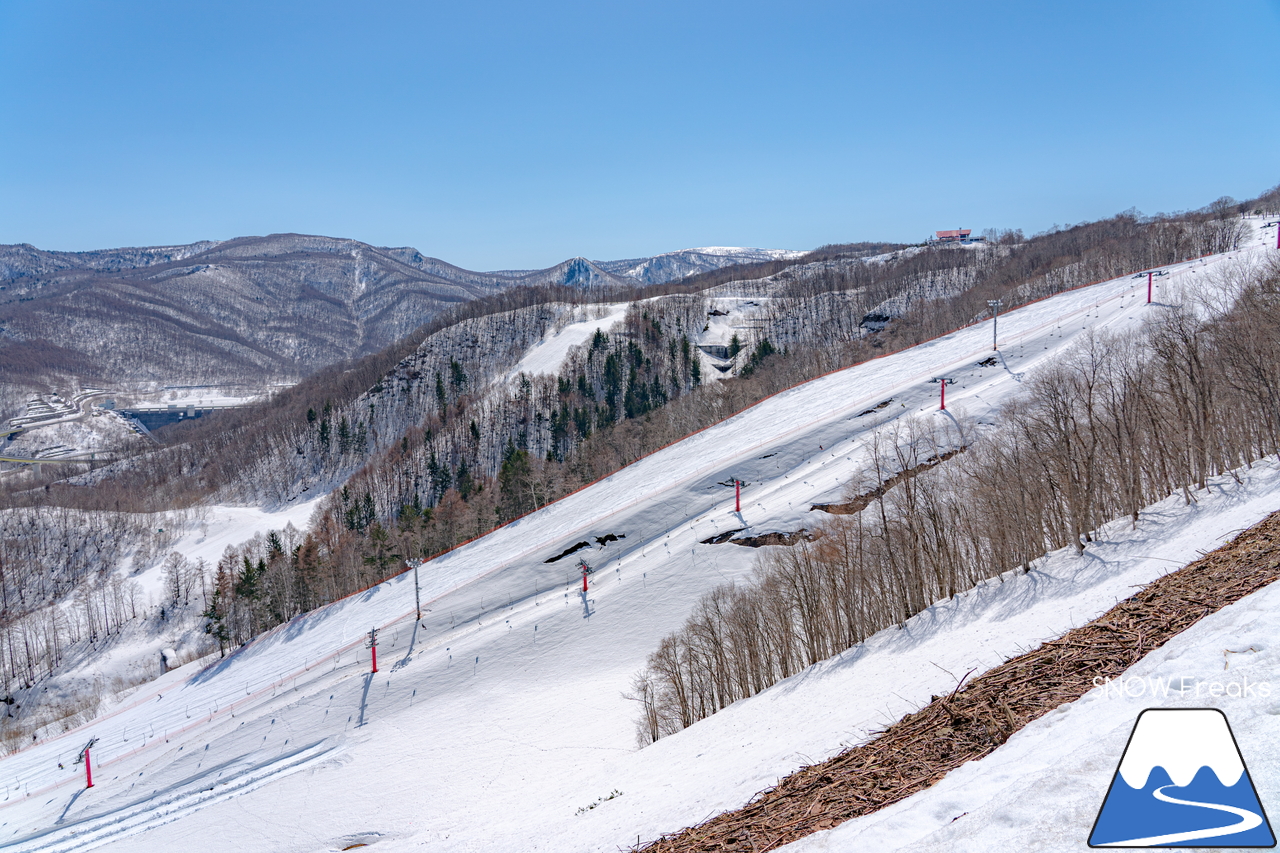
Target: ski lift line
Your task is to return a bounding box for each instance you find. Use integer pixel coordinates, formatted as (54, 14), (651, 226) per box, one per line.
(371, 258), (1221, 641)
(7, 247), (1251, 806)
(335, 250), (1213, 618)
(0, 626), (379, 807)
(407, 289), (1073, 611)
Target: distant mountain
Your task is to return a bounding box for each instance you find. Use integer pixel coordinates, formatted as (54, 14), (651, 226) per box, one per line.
(0, 234), (510, 401)
(0, 235), (804, 413)
(593, 246), (804, 285)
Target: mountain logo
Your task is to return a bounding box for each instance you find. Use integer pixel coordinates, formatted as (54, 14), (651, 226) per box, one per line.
(1089, 708), (1275, 848)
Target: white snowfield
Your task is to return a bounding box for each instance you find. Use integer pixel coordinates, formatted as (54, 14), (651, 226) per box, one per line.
(779, 498), (1280, 853)
(4, 229), (1278, 853)
(675, 246), (802, 257)
(505, 303), (631, 379)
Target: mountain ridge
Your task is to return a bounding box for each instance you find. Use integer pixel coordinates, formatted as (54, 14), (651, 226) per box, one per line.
(0, 234), (807, 416)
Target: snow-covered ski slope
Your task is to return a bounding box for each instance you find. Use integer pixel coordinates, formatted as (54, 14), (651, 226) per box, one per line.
(4, 227), (1278, 852)
(777, 478), (1280, 853)
(504, 303), (631, 379)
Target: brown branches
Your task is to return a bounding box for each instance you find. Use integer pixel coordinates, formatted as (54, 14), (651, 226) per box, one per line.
(636, 510), (1280, 852)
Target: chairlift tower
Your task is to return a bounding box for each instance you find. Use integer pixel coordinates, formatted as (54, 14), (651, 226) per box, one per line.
(77, 737), (99, 789)
(930, 377), (959, 411)
(406, 558), (424, 620)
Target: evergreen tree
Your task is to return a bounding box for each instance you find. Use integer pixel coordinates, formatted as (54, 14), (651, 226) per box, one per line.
(456, 456), (476, 500)
(499, 440), (534, 520)
(449, 358), (468, 391)
(435, 372), (447, 415)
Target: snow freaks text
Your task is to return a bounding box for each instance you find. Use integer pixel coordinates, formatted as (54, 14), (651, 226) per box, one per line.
(1092, 675), (1272, 700)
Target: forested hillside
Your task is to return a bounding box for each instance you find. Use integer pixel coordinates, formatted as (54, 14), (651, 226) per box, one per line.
(0, 190), (1275, 708)
(0, 236), (806, 420)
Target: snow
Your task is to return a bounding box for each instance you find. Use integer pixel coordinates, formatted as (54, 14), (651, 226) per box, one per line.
(2, 416), (135, 459)
(128, 499), (323, 604)
(122, 391), (266, 410)
(779, 530), (1280, 852)
(6, 498), (328, 750)
(673, 246), (803, 259)
(2, 228), (1277, 852)
(504, 303), (631, 379)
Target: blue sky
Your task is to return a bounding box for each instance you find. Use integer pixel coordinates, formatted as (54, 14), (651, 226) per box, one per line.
(2, 1), (1278, 269)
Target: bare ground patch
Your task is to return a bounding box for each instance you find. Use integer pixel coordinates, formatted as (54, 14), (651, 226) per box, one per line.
(701, 529), (816, 548)
(812, 447), (966, 515)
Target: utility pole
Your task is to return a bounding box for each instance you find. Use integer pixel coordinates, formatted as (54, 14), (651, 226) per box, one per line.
(987, 299), (1003, 351)
(368, 627), (379, 674)
(78, 737), (98, 789)
(1147, 270), (1153, 304)
(578, 558), (591, 593)
(931, 377), (958, 411)
(734, 479), (741, 513)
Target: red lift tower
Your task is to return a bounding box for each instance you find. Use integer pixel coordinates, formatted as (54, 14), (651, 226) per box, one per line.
(77, 737), (99, 789)
(931, 377), (958, 411)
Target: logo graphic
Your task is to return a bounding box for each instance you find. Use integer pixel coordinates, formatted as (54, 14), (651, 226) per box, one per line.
(1089, 708), (1275, 847)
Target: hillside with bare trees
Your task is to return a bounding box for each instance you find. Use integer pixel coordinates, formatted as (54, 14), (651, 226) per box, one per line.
(0, 188), (1276, 708)
(629, 248), (1280, 744)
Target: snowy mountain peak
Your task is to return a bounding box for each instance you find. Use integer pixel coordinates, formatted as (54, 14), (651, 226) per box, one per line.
(1117, 709), (1245, 789)
(678, 246), (802, 258)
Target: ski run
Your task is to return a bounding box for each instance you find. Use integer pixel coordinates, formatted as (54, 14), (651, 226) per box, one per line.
(3, 225), (1280, 852)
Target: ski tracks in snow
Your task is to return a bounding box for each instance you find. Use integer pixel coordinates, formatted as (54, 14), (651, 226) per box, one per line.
(5, 740), (336, 853)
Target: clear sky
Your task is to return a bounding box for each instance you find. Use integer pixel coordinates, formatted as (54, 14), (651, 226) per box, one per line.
(2, 1), (1278, 270)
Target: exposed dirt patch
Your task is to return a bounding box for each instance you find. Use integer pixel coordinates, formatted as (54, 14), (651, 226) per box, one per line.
(546, 533), (626, 562)
(702, 529), (817, 548)
(634, 508), (1280, 853)
(729, 530), (816, 548)
(701, 529), (746, 545)
(855, 399), (893, 417)
(812, 447), (966, 515)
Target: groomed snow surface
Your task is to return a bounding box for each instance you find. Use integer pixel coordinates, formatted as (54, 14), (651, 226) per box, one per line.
(4, 232), (1279, 852)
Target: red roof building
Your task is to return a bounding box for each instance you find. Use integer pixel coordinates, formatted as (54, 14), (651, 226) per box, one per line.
(935, 229), (972, 242)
